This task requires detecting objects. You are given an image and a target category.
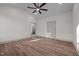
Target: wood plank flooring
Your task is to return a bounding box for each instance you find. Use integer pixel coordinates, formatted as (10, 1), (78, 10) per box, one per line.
(0, 36), (78, 56)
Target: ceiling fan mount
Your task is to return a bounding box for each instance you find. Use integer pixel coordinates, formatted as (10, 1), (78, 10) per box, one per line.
(27, 3), (48, 14)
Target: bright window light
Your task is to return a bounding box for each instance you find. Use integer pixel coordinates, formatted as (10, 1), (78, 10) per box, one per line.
(77, 24), (79, 43)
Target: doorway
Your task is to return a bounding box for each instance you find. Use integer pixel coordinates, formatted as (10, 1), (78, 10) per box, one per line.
(31, 23), (36, 36)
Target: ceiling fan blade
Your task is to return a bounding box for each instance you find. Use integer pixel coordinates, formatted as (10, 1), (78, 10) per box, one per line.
(33, 3), (38, 8)
(39, 11), (42, 14)
(40, 3), (46, 7)
(27, 7), (36, 9)
(33, 10), (36, 13)
(40, 9), (48, 11)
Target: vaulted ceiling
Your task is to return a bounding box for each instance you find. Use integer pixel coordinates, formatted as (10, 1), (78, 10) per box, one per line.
(0, 3), (73, 20)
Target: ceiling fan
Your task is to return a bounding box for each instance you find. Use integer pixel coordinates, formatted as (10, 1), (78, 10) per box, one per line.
(27, 3), (48, 14)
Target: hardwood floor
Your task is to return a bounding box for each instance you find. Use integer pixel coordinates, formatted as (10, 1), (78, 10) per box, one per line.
(0, 36), (78, 56)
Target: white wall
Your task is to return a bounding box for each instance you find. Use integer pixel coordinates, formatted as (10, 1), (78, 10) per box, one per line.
(36, 19), (47, 37)
(73, 4), (79, 53)
(36, 11), (73, 42)
(73, 4), (79, 43)
(0, 6), (35, 42)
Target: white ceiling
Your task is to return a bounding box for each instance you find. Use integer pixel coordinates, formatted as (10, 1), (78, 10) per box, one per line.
(0, 3), (73, 20)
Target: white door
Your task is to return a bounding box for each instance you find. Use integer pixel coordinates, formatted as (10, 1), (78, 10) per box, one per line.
(47, 21), (56, 38)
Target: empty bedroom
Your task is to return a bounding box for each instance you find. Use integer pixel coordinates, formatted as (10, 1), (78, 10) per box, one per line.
(0, 3), (79, 56)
